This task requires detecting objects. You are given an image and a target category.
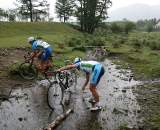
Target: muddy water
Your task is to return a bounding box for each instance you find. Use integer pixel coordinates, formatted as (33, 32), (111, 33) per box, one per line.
(0, 59), (140, 130)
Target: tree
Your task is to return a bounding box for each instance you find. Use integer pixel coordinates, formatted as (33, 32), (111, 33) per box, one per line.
(0, 8), (8, 21)
(75, 0), (112, 33)
(124, 21), (136, 34)
(7, 9), (17, 21)
(15, 0), (49, 22)
(146, 23), (154, 32)
(55, 0), (75, 23)
(110, 22), (122, 33)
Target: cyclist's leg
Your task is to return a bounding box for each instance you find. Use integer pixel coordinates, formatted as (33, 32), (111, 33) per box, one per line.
(90, 64), (105, 106)
(40, 48), (52, 72)
(46, 47), (53, 68)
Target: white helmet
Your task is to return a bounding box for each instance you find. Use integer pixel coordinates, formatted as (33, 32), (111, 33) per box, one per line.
(27, 37), (35, 43)
(74, 57), (81, 64)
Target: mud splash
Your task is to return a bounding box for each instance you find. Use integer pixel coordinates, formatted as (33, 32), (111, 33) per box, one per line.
(0, 59), (141, 130)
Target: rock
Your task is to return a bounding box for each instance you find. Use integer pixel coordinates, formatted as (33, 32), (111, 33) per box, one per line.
(112, 108), (123, 114)
(143, 98), (147, 101)
(122, 89), (127, 93)
(18, 117), (23, 122)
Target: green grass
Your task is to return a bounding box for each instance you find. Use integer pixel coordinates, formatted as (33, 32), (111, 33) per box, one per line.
(0, 22), (85, 68)
(105, 33), (160, 80)
(0, 22), (81, 48)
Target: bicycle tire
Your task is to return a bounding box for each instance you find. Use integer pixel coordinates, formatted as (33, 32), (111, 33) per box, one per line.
(19, 62), (38, 80)
(47, 81), (63, 110)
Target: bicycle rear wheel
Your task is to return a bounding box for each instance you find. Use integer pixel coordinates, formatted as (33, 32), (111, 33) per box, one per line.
(19, 62), (38, 80)
(47, 81), (63, 110)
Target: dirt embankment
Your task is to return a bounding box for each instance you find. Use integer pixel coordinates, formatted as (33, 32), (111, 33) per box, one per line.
(0, 48), (33, 89)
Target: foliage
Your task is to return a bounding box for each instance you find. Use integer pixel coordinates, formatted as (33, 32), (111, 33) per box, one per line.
(146, 23), (154, 32)
(55, 0), (75, 22)
(15, 0), (50, 22)
(136, 18), (158, 32)
(148, 40), (160, 50)
(85, 36), (106, 46)
(110, 22), (122, 33)
(66, 36), (83, 47)
(123, 21), (136, 34)
(75, 0), (112, 33)
(0, 8), (8, 20)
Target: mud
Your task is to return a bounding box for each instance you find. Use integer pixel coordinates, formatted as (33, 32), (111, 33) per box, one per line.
(133, 84), (160, 130)
(0, 58), (142, 130)
(0, 48), (32, 89)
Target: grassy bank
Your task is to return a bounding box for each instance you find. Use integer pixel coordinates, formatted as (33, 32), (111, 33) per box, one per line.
(0, 22), (85, 66)
(0, 22), (81, 48)
(105, 32), (160, 80)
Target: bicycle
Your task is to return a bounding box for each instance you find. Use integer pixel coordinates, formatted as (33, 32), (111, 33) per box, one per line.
(19, 52), (38, 80)
(64, 59), (78, 90)
(19, 51), (53, 80)
(45, 70), (77, 110)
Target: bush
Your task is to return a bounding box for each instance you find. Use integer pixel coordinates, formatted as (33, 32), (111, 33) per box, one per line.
(129, 38), (142, 49)
(110, 22), (122, 33)
(148, 40), (160, 50)
(67, 37), (83, 47)
(85, 36), (106, 46)
(112, 40), (121, 48)
(8, 62), (21, 75)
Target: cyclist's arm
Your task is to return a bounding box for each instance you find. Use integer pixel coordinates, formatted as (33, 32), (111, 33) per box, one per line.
(58, 64), (76, 71)
(82, 73), (90, 91)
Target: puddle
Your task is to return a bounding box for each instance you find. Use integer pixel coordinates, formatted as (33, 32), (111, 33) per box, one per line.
(0, 59), (141, 130)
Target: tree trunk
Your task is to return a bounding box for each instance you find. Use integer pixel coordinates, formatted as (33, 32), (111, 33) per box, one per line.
(29, 0), (33, 22)
(42, 109), (73, 130)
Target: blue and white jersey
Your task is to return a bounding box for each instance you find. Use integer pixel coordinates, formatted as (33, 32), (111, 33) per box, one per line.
(32, 40), (50, 50)
(75, 61), (100, 73)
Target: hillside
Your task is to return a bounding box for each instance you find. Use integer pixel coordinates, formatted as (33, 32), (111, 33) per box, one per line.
(108, 4), (160, 21)
(0, 22), (81, 47)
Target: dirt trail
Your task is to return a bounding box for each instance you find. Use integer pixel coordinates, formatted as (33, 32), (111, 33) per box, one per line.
(0, 58), (141, 130)
(0, 48), (32, 89)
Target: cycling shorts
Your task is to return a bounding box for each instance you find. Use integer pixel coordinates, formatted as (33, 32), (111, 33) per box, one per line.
(40, 47), (52, 61)
(90, 64), (105, 86)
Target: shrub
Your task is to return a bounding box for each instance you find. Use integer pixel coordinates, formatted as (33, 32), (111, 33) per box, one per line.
(110, 22), (123, 33)
(67, 37), (83, 47)
(112, 40), (121, 48)
(148, 40), (160, 50)
(85, 36), (106, 46)
(129, 38), (142, 49)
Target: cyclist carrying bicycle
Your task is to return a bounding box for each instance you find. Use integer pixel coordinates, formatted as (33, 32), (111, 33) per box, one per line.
(57, 57), (105, 111)
(27, 37), (53, 72)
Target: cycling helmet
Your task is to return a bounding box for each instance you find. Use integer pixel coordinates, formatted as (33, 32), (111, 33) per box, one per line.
(27, 37), (35, 43)
(74, 57), (81, 64)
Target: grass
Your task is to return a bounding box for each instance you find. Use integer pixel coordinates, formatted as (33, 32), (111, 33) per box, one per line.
(0, 22), (85, 68)
(0, 22), (81, 48)
(105, 33), (160, 80)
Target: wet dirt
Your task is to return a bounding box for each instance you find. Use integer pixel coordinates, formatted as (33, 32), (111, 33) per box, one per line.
(0, 48), (32, 89)
(0, 59), (141, 130)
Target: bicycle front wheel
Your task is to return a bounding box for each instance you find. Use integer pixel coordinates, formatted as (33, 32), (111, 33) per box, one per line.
(47, 81), (63, 110)
(68, 70), (77, 92)
(19, 62), (38, 80)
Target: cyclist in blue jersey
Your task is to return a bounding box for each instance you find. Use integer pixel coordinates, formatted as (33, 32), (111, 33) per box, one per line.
(58, 57), (105, 111)
(27, 37), (53, 72)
